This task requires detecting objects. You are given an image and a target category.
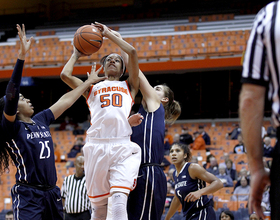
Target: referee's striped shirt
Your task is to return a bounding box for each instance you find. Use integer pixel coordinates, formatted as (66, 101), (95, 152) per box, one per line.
(61, 174), (91, 214)
(241, 1), (280, 127)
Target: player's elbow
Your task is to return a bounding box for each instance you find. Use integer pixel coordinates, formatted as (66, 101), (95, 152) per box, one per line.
(60, 71), (70, 83)
(128, 47), (137, 58)
(216, 179), (224, 190)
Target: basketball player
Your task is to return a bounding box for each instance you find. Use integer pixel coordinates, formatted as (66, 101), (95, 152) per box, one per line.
(127, 81), (181, 220)
(165, 143), (223, 220)
(60, 22), (141, 220)
(103, 27), (181, 220)
(0, 24), (107, 220)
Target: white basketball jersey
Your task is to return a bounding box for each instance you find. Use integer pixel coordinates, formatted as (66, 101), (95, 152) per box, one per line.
(86, 80), (134, 138)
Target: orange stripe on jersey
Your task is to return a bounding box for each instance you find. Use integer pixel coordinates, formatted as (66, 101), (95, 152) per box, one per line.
(125, 80), (134, 105)
(110, 186), (132, 191)
(88, 192), (110, 199)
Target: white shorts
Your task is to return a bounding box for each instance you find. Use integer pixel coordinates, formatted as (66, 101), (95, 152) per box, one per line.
(83, 137), (141, 203)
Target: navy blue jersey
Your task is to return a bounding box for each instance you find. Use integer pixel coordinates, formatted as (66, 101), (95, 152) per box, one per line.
(128, 104), (166, 220)
(131, 104), (165, 164)
(1, 109), (57, 186)
(173, 162), (211, 217)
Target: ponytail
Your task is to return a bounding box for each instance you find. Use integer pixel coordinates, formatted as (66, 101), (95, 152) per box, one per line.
(161, 84), (181, 124)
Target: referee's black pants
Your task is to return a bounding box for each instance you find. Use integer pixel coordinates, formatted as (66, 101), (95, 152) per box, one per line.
(64, 210), (91, 220)
(270, 129), (280, 220)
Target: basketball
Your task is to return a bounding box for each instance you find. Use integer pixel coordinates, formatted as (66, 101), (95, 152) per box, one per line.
(73, 25), (103, 56)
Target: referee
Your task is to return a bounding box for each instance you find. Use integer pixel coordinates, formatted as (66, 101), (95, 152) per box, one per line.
(239, 1), (280, 220)
(61, 156), (91, 220)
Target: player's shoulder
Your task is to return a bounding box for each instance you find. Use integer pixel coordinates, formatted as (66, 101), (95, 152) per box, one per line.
(188, 162), (204, 173)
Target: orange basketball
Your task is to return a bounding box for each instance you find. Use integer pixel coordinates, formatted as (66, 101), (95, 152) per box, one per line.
(73, 25), (103, 56)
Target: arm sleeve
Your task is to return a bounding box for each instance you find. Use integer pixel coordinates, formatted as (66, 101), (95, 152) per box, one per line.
(4, 59), (24, 116)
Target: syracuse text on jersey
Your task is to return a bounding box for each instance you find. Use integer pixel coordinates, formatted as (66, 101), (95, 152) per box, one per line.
(93, 86), (128, 96)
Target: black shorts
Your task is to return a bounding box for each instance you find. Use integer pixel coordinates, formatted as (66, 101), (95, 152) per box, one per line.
(186, 206), (216, 220)
(127, 165), (167, 220)
(11, 184), (63, 220)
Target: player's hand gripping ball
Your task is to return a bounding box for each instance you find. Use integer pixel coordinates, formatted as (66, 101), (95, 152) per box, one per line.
(73, 25), (103, 56)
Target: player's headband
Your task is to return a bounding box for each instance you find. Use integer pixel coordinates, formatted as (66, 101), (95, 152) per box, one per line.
(100, 53), (126, 77)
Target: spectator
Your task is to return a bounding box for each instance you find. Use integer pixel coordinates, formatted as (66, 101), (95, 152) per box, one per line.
(206, 156), (219, 175)
(166, 168), (175, 190)
(54, 143), (61, 163)
(179, 127), (193, 145)
(165, 182), (174, 208)
(161, 156), (172, 172)
(263, 136), (274, 158)
(261, 185), (271, 212)
(58, 116), (78, 131)
(261, 126), (267, 139)
(5, 210), (13, 220)
(231, 176), (250, 201)
(266, 121), (276, 138)
(165, 169), (175, 208)
(226, 123), (241, 140)
(198, 125), (211, 145)
(233, 134), (246, 154)
(190, 131), (206, 150)
(164, 128), (173, 145)
(164, 128), (172, 155)
(80, 114), (91, 132)
(263, 158), (271, 170)
(215, 164), (234, 187)
(61, 156), (91, 220)
(67, 137), (84, 158)
(225, 159), (237, 181)
(234, 168), (250, 189)
(223, 153), (236, 169)
(203, 154), (215, 169)
(190, 155), (198, 163)
(173, 133), (180, 143)
(249, 213), (260, 220)
(219, 210), (235, 220)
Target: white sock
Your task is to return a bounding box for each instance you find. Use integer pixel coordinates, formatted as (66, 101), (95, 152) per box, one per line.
(111, 193), (128, 220)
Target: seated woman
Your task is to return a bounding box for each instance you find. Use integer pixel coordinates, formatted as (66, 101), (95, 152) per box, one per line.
(231, 176), (250, 201)
(215, 164), (234, 187)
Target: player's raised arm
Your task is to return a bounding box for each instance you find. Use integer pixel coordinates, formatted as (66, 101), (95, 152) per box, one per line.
(94, 22), (139, 99)
(109, 30), (160, 112)
(60, 46), (90, 98)
(4, 24), (33, 123)
(51, 65), (106, 120)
